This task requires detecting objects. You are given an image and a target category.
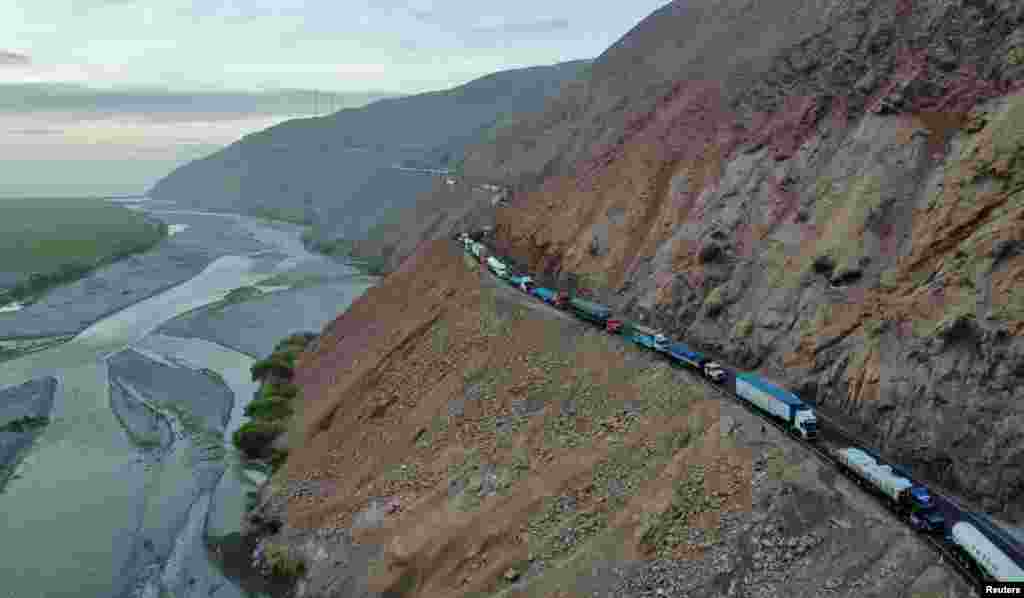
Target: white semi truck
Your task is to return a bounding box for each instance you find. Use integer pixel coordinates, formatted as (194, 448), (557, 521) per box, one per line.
(949, 514), (1024, 582)
(734, 372), (817, 440)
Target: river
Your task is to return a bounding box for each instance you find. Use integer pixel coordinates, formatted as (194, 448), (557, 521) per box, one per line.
(0, 205), (374, 597)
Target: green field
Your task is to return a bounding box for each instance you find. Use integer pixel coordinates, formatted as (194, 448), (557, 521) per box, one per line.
(0, 198), (167, 303)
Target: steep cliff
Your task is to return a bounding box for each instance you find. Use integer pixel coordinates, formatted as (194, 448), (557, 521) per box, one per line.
(148, 60), (589, 238)
(443, 0), (1024, 522)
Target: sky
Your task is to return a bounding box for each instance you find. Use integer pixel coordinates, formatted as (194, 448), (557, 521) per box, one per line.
(0, 0), (667, 196)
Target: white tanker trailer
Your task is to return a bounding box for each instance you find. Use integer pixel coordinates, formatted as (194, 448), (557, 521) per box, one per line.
(950, 519), (1024, 582)
(834, 448), (944, 533)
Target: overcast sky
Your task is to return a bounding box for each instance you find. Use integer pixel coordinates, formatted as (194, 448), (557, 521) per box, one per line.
(2, 1), (666, 93)
(0, 1), (666, 197)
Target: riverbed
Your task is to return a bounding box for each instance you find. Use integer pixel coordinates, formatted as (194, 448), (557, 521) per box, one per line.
(0, 201), (375, 597)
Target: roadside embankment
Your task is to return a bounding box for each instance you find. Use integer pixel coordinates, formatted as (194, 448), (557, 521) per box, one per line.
(235, 240), (972, 598)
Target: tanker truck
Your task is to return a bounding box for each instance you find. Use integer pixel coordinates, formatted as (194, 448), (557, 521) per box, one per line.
(834, 448), (945, 533)
(948, 511), (1024, 582)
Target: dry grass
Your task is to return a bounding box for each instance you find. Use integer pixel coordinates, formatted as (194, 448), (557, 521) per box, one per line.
(276, 241), (751, 598)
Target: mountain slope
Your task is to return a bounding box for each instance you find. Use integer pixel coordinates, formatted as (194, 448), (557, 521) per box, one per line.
(249, 240), (972, 598)
(147, 60), (590, 237)
(374, 0), (1024, 523)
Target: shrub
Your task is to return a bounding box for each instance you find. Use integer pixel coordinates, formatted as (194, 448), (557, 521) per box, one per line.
(733, 317), (754, 338)
(263, 543), (306, 579)
(0, 416), (49, 433)
(1009, 47), (1024, 66)
(244, 396), (294, 420)
(704, 286), (725, 316)
(233, 420), (286, 457)
(250, 354), (294, 382)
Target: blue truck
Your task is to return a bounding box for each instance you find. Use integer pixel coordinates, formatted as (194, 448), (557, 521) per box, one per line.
(734, 372), (818, 440)
(508, 274), (534, 293)
(530, 287), (567, 308)
(567, 297), (614, 327)
(618, 322), (669, 352)
(665, 342), (727, 383)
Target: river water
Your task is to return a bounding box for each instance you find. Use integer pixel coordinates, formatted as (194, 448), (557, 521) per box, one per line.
(0, 207), (372, 597)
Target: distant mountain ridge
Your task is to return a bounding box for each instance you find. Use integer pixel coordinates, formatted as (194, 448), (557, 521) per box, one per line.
(148, 59), (590, 238)
(0, 83), (394, 116)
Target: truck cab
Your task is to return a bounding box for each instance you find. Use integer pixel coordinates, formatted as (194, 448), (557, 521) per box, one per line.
(902, 486), (945, 533)
(794, 408), (818, 440)
(703, 361), (726, 383)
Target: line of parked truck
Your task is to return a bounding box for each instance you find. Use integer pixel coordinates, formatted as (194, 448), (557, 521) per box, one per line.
(455, 232), (1024, 584)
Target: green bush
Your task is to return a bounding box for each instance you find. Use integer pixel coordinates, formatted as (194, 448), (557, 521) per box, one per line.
(245, 396), (294, 420)
(263, 543), (306, 579)
(232, 420), (286, 457)
(250, 354), (294, 382)
(0, 416), (49, 433)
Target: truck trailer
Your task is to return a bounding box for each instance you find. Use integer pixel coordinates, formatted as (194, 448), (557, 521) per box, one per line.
(508, 275), (534, 293)
(734, 373), (817, 440)
(567, 297), (614, 327)
(531, 287), (567, 308)
(486, 256), (508, 279)
(950, 518), (1024, 582)
(618, 322), (668, 352)
(665, 342), (726, 383)
(834, 448), (945, 533)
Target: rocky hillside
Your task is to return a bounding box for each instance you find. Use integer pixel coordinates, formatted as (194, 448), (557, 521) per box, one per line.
(246, 240), (972, 598)
(365, 0), (1024, 524)
(148, 60), (589, 238)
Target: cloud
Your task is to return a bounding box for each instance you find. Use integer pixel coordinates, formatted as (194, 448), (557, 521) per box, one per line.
(8, 127), (64, 135)
(469, 17), (570, 35)
(0, 50), (31, 66)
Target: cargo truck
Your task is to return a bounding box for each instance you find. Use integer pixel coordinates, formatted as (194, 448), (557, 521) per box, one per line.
(530, 287), (567, 308)
(834, 448), (945, 533)
(665, 342), (727, 383)
(486, 256), (508, 279)
(567, 297), (614, 327)
(949, 512), (1024, 582)
(617, 321), (669, 352)
(508, 275), (534, 293)
(734, 372), (817, 440)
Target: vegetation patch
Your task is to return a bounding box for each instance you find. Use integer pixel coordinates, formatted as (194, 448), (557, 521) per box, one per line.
(703, 285), (726, 316)
(258, 271), (329, 289)
(0, 198), (167, 304)
(249, 206), (314, 226)
(526, 494), (608, 566)
(300, 228), (389, 274)
(629, 363), (701, 419)
(232, 420), (286, 458)
(638, 464), (722, 558)
(1009, 47), (1024, 66)
(762, 239), (800, 290)
(234, 332), (316, 466)
(764, 447), (803, 483)
(733, 316), (755, 339)
(0, 416), (49, 433)
(262, 542), (307, 579)
(813, 173), (884, 281)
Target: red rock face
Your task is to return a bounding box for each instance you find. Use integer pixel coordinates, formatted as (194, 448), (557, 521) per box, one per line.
(472, 0), (1024, 519)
